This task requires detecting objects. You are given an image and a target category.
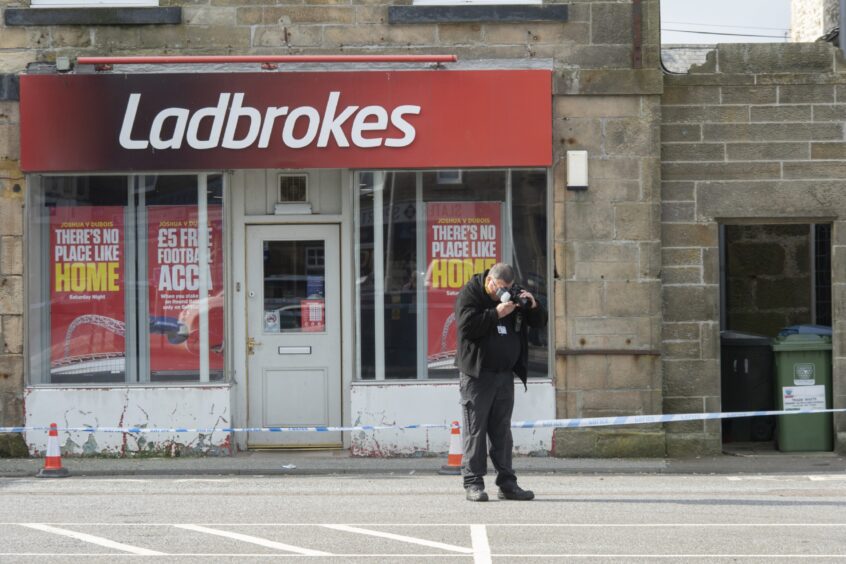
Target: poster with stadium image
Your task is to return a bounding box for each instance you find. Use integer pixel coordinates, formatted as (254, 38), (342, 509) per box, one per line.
(49, 207), (126, 378)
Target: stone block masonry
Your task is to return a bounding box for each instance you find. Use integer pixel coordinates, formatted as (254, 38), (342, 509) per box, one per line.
(0, 96), (22, 429)
(0, 0), (669, 458)
(662, 42), (846, 455)
(555, 89), (664, 457)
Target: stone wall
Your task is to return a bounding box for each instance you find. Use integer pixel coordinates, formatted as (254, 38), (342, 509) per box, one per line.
(661, 42), (846, 455)
(553, 92), (665, 457)
(550, 0), (666, 458)
(0, 1), (667, 457)
(791, 0), (839, 42)
(0, 0), (659, 70)
(0, 88), (23, 431)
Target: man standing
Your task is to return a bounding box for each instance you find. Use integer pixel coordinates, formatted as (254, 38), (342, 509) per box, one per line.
(454, 263), (548, 502)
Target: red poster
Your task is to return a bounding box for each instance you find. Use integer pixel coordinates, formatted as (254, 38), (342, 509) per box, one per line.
(147, 206), (224, 373)
(425, 202), (501, 368)
(300, 299), (325, 332)
(49, 207), (125, 375)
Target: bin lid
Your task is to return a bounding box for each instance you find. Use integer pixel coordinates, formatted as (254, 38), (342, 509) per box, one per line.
(778, 324), (832, 337)
(772, 333), (832, 351)
(720, 330), (772, 347)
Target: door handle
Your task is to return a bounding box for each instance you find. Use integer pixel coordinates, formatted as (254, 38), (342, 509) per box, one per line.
(247, 337), (261, 355)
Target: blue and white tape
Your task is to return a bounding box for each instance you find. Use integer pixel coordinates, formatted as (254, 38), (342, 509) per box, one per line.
(2, 407), (845, 434)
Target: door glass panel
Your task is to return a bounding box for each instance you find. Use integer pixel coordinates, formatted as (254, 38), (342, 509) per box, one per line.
(263, 240), (326, 333)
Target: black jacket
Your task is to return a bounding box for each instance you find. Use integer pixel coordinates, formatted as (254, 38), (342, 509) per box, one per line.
(454, 271), (548, 387)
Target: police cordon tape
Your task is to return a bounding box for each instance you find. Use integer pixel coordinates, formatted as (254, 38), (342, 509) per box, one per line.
(2, 407), (846, 434)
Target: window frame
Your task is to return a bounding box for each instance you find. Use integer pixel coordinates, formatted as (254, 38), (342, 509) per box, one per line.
(24, 172), (231, 388)
(353, 168), (552, 383)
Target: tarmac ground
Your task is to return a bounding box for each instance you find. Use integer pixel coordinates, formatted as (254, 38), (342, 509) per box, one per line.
(1, 442), (844, 478)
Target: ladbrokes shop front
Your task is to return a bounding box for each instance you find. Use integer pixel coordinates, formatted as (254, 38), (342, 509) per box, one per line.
(19, 59), (555, 456)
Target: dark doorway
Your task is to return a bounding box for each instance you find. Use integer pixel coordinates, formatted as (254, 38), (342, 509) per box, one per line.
(719, 224), (831, 446)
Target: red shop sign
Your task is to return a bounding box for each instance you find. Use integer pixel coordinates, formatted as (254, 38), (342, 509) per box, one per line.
(19, 70), (552, 172)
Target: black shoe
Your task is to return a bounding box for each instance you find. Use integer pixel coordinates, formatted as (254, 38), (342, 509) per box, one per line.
(465, 486), (489, 502)
(498, 485), (534, 501)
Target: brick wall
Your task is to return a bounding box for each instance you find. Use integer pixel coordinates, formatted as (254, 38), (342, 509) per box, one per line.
(661, 42), (846, 455)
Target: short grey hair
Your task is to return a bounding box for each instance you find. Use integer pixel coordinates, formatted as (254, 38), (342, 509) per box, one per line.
(488, 263), (515, 284)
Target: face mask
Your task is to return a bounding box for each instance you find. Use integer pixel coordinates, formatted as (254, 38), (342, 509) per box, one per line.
(495, 286), (513, 303)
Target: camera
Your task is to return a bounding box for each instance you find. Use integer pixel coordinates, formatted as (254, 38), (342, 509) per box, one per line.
(499, 284), (531, 308)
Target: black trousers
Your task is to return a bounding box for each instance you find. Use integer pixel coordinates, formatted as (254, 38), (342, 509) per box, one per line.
(459, 371), (517, 490)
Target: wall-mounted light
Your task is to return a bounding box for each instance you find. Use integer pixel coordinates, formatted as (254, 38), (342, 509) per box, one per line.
(566, 150), (588, 191)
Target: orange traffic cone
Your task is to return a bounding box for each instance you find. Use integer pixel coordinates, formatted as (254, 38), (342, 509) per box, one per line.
(438, 421), (462, 475)
(36, 423), (69, 478)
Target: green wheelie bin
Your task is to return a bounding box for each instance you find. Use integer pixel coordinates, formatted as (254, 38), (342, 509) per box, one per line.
(772, 333), (833, 452)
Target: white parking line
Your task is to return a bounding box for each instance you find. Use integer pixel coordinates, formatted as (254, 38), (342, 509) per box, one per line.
(470, 524), (491, 564)
(0, 554), (470, 558)
(6, 522), (846, 527)
(174, 524), (331, 556)
(321, 524), (473, 554)
(1, 553), (844, 559)
(174, 479), (236, 483)
(20, 523), (166, 556)
(808, 475), (846, 481)
(79, 479), (150, 483)
(9, 523), (846, 559)
(726, 475), (846, 482)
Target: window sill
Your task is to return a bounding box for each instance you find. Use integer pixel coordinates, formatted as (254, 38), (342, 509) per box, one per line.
(4, 6), (181, 26)
(388, 4), (568, 24)
(25, 382), (232, 390)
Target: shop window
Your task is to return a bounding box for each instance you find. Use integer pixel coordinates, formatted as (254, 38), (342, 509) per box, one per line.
(355, 169), (549, 381)
(27, 174), (225, 385)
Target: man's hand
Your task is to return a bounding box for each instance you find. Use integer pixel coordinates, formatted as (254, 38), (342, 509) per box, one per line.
(519, 290), (538, 309)
(496, 301), (517, 318)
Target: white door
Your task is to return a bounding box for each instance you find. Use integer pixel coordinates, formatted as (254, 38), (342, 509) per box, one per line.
(246, 224), (341, 447)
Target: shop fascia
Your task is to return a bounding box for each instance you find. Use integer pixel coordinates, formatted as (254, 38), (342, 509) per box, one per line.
(20, 69), (553, 172)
